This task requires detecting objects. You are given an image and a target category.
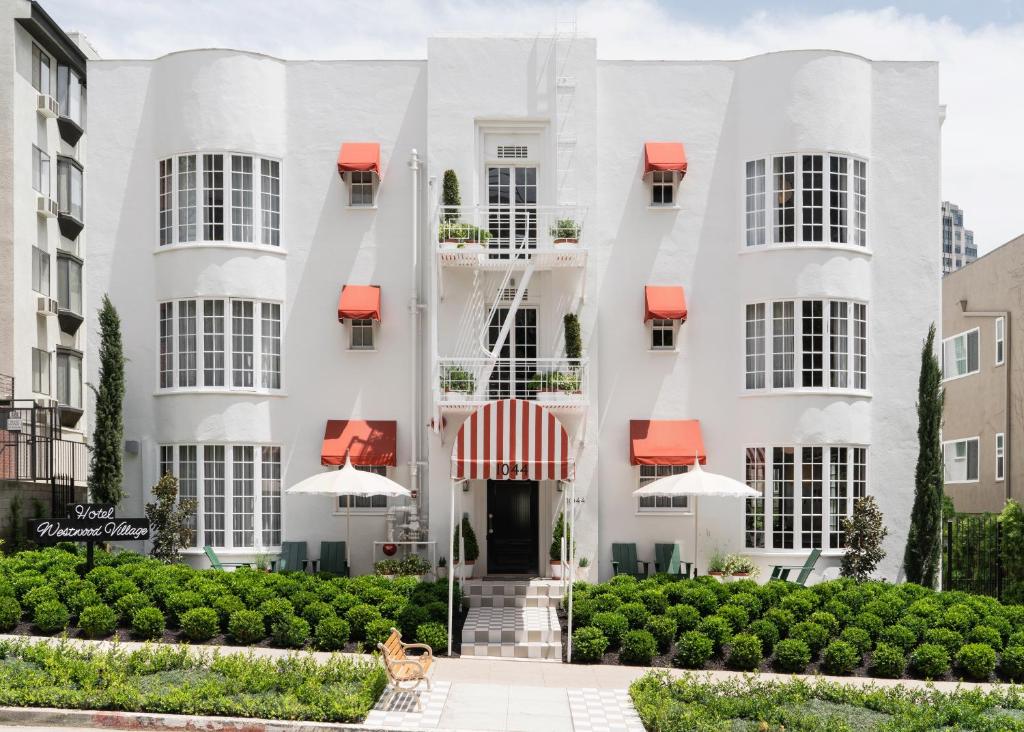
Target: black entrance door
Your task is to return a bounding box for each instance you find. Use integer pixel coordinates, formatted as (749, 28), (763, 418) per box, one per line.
(487, 480), (539, 575)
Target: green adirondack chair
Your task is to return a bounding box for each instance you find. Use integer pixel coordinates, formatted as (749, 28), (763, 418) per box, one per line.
(318, 541), (350, 576)
(275, 541), (308, 572)
(770, 548), (822, 585)
(654, 543), (692, 579)
(611, 543), (650, 579)
(203, 545), (251, 571)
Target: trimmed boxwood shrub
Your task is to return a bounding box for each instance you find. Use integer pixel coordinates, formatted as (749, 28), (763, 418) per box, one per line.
(696, 616), (732, 655)
(67, 588), (102, 619)
(773, 638), (811, 673)
(259, 598), (295, 631)
(164, 591), (204, 626)
(822, 640), (860, 675)
(415, 622), (448, 653)
(678, 586), (718, 615)
(302, 600), (335, 628)
(809, 611), (839, 637)
(228, 610), (265, 645)
(33, 600), (69, 634)
(363, 618), (396, 653)
(764, 608), (796, 636)
(346, 603), (383, 641)
(878, 624), (917, 653)
(716, 604), (749, 632)
(852, 612), (884, 639)
(870, 642), (905, 679)
(982, 614), (1012, 642)
(180, 607), (220, 642)
(966, 624), (1003, 650)
(78, 604), (117, 639)
(115, 592), (151, 624)
(748, 619), (780, 654)
(789, 622), (829, 657)
(838, 626), (872, 656)
(573, 626), (609, 663)
(956, 643), (996, 681)
(212, 594), (246, 630)
(592, 593), (623, 612)
(638, 589), (668, 616)
(644, 616), (676, 654)
(780, 591), (816, 620)
(823, 600), (853, 624)
(398, 604), (430, 638)
(924, 627), (964, 656)
(941, 604), (979, 634)
(1000, 644), (1024, 682)
(592, 612), (629, 648)
(23, 586), (60, 612)
(131, 606), (165, 640)
(674, 631), (714, 669)
(424, 601), (448, 623)
(619, 602), (650, 630)
(666, 604), (700, 634)
(620, 629), (657, 665)
(726, 633), (762, 671)
(0, 597), (22, 631)
(314, 617), (351, 651)
(727, 592), (762, 618)
(910, 643), (950, 680)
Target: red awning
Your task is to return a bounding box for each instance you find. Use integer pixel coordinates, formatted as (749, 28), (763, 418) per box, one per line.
(644, 285), (687, 322)
(338, 285), (381, 322)
(337, 142), (381, 178)
(321, 420), (397, 467)
(643, 142), (688, 178)
(630, 420), (706, 466)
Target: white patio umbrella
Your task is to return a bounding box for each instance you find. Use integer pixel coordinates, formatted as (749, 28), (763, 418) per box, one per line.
(286, 456), (411, 565)
(632, 461), (758, 574)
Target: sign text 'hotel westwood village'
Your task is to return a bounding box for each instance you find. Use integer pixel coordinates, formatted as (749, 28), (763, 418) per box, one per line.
(28, 504), (150, 544)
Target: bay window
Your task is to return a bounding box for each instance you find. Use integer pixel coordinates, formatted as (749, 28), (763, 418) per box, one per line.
(32, 246), (49, 296)
(161, 443), (282, 549)
(56, 348), (82, 410)
(942, 328), (979, 380)
(56, 254), (82, 314)
(746, 153), (867, 248)
(56, 65), (83, 127)
(159, 298), (282, 391)
(745, 445), (867, 550)
(157, 153), (281, 247)
(56, 157), (83, 222)
(745, 299), (867, 392)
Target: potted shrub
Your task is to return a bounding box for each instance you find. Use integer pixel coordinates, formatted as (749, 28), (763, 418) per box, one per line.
(453, 517), (479, 579)
(437, 555), (448, 580)
(438, 221), (492, 249)
(549, 218), (581, 245)
(442, 169), (461, 223)
(576, 556), (591, 582)
(707, 550), (727, 581)
(374, 558), (400, 579)
(398, 555), (432, 581)
(723, 553), (760, 582)
(549, 511), (574, 579)
(441, 365), (476, 401)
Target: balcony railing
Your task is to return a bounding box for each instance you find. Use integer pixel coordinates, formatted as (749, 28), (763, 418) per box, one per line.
(436, 357), (588, 408)
(437, 205), (587, 267)
(0, 402), (88, 486)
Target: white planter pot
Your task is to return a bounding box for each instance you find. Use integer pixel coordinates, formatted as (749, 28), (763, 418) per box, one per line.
(708, 572), (726, 583)
(575, 565), (591, 582)
(456, 561), (476, 580)
(437, 567), (448, 580)
(550, 560), (563, 580)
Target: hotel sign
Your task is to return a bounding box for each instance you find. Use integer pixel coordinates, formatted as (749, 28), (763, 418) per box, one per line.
(28, 504), (150, 544)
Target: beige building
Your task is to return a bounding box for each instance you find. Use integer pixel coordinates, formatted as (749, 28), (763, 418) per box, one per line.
(942, 234), (1023, 513)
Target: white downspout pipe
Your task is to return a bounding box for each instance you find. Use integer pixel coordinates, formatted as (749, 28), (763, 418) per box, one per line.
(409, 150), (422, 517)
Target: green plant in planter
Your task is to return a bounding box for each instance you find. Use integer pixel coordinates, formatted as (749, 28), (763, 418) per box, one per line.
(375, 559), (401, 576)
(549, 218), (582, 241)
(441, 365), (476, 394)
(564, 313), (582, 361)
(723, 554), (759, 579)
(452, 517), (480, 563)
(438, 221), (492, 245)
(442, 169), (461, 223)
(707, 550), (727, 574)
(550, 511), (575, 561)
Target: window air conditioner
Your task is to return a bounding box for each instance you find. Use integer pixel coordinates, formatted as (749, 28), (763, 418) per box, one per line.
(36, 296), (58, 317)
(37, 94), (59, 118)
(36, 196), (58, 218)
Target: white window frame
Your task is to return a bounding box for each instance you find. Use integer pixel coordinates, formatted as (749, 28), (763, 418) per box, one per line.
(650, 318), (675, 351)
(995, 317), (1005, 366)
(348, 171), (376, 208)
(32, 146), (50, 196)
(336, 465), (391, 513)
(32, 348), (50, 396)
(32, 44), (51, 96)
(157, 298), (284, 393)
(349, 318), (375, 351)
(32, 246), (50, 296)
(996, 433), (1005, 482)
(941, 328), (980, 382)
(744, 152), (868, 249)
(636, 465), (690, 514)
(650, 171), (677, 208)
(943, 437), (980, 484)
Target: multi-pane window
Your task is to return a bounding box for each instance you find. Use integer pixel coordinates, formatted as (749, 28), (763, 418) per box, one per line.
(996, 433), (1005, 482)
(942, 329), (979, 380)
(350, 318), (374, 351)
(747, 154), (867, 247)
(261, 446), (282, 546)
(178, 445), (198, 544)
(203, 445), (225, 547)
(744, 445), (868, 550)
(339, 465), (390, 510)
(746, 299), (866, 391)
(637, 465), (689, 511)
(56, 255), (82, 314)
(32, 146), (49, 195)
(232, 445), (255, 548)
(32, 45), (51, 95)
(651, 319), (674, 351)
(943, 437), (979, 483)
(32, 348), (50, 395)
(744, 448), (765, 549)
(349, 170), (375, 207)
(32, 246), (50, 296)
(160, 298), (282, 391)
(996, 317), (1005, 366)
(56, 65), (83, 126)
(159, 154), (281, 246)
(651, 171), (675, 206)
(56, 157), (82, 221)
(56, 349), (82, 410)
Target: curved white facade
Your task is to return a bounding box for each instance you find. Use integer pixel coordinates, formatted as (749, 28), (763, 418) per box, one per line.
(87, 40), (940, 582)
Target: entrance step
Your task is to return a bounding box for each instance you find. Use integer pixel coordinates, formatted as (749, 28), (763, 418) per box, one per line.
(461, 606), (562, 661)
(462, 578), (565, 609)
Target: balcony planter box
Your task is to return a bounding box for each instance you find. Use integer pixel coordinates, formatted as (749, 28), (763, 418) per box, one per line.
(549, 219), (581, 245)
(552, 237), (579, 246)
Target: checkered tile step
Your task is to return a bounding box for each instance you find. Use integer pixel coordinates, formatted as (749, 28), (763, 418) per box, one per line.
(363, 680), (451, 729)
(463, 579), (565, 608)
(568, 688), (645, 732)
(462, 606), (560, 644)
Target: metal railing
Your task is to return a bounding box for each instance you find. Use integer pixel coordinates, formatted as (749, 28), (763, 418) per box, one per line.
(0, 402), (88, 486)
(436, 357), (587, 404)
(437, 205), (586, 257)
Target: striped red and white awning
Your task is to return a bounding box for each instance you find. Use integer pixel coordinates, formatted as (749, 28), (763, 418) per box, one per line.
(451, 399), (574, 481)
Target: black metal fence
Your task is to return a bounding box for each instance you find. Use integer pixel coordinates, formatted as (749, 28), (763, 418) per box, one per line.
(943, 515), (1004, 599)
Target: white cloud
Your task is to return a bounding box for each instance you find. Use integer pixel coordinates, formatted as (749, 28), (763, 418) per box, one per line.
(47, 0), (1024, 251)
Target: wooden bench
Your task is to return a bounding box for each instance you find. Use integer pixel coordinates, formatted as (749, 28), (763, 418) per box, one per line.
(378, 627), (434, 709)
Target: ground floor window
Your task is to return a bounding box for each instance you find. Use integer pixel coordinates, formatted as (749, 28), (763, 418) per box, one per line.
(744, 445), (866, 550)
(338, 465), (389, 510)
(159, 443), (282, 549)
(637, 464), (689, 512)
(943, 437), (979, 483)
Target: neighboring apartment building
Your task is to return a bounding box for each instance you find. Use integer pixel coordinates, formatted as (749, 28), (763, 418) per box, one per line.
(942, 201), (977, 274)
(0, 1), (93, 535)
(86, 41), (940, 584)
(942, 234), (1023, 514)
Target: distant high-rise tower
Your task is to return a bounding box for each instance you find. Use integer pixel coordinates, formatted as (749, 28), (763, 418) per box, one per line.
(942, 201), (977, 274)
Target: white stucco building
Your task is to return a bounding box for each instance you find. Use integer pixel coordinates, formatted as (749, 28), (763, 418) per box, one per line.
(85, 36), (941, 585)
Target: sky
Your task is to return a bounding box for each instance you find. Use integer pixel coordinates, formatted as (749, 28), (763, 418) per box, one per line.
(43, 0), (1024, 254)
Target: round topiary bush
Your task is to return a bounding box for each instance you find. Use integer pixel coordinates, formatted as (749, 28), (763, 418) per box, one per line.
(415, 622), (448, 653)
(23, 586), (60, 612)
(780, 591), (816, 620)
(618, 602), (650, 630)
(1000, 645), (1024, 682)
(789, 622), (829, 657)
(131, 606), (166, 640)
(696, 616), (733, 655)
(212, 594), (246, 630)
(67, 588), (102, 619)
(164, 591), (204, 626)
(966, 625), (1003, 651)
(773, 638), (811, 673)
(852, 612), (884, 639)
(259, 597), (295, 631)
(870, 642), (906, 679)
(272, 614), (310, 648)
(398, 604), (430, 638)
(910, 643), (950, 680)
(982, 615), (1012, 642)
(78, 604), (117, 639)
(345, 603), (383, 641)
(716, 604), (750, 632)
(941, 604), (978, 634)
(666, 604), (700, 634)
(592, 592), (623, 612)
(314, 617), (351, 651)
(619, 629), (657, 665)
(644, 616), (677, 655)
(748, 619), (780, 654)
(302, 600), (336, 628)
(638, 589), (668, 616)
(0, 596), (22, 632)
(228, 609), (266, 645)
(678, 585), (719, 615)
(956, 643), (996, 681)
(114, 592), (151, 624)
(764, 608), (796, 636)
(839, 626), (873, 656)
(570, 599), (596, 630)
(822, 640), (860, 675)
(363, 618), (397, 653)
(33, 600), (69, 634)
(572, 626), (609, 663)
(727, 592), (763, 618)
(673, 631), (714, 669)
(727, 633), (763, 671)
(823, 599), (853, 624)
(808, 611), (839, 637)
(923, 627), (964, 656)
(878, 624), (917, 653)
(424, 601), (448, 623)
(180, 607), (220, 642)
(592, 612), (629, 648)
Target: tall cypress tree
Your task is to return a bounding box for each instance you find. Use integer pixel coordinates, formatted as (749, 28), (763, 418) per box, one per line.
(903, 323), (944, 586)
(88, 295), (125, 505)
